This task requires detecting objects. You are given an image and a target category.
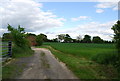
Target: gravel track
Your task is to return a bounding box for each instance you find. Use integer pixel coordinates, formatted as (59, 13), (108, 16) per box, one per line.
(18, 47), (78, 79)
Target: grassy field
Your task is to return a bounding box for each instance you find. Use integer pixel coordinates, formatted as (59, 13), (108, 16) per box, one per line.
(44, 43), (116, 59)
(38, 42), (118, 79)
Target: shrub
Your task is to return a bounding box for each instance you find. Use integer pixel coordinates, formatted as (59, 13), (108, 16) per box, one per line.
(36, 35), (43, 46)
(7, 24), (30, 48)
(91, 51), (119, 78)
(7, 24), (33, 57)
(91, 51), (118, 65)
(12, 45), (33, 58)
(111, 20), (120, 78)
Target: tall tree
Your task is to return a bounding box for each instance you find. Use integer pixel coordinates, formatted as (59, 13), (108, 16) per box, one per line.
(92, 36), (103, 43)
(52, 38), (58, 42)
(57, 34), (65, 42)
(39, 33), (48, 42)
(64, 34), (72, 43)
(76, 35), (82, 43)
(26, 33), (36, 37)
(82, 35), (91, 43)
(111, 20), (120, 78)
(36, 35), (43, 46)
(7, 24), (30, 48)
(36, 33), (47, 45)
(57, 34), (72, 43)
(112, 20), (120, 52)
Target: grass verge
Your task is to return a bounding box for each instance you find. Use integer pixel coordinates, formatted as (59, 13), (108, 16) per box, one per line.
(2, 59), (26, 79)
(12, 46), (34, 58)
(2, 46), (34, 79)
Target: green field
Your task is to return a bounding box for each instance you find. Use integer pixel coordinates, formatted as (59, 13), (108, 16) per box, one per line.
(44, 43), (116, 59)
(39, 42), (118, 79)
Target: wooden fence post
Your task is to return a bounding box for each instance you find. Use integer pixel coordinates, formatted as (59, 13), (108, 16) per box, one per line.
(8, 41), (12, 57)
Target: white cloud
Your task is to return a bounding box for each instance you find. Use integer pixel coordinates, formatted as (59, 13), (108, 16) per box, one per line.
(0, 0), (66, 36)
(96, 9), (104, 13)
(0, 28), (8, 37)
(95, 2), (118, 11)
(113, 6), (118, 10)
(71, 16), (90, 21)
(49, 20), (117, 40)
(32, 0), (119, 2)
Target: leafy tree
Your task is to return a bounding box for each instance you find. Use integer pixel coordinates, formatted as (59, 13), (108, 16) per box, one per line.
(76, 35), (82, 43)
(57, 34), (72, 43)
(36, 33), (48, 46)
(2, 33), (13, 41)
(72, 39), (78, 43)
(39, 33), (48, 42)
(64, 34), (72, 43)
(92, 36), (103, 43)
(7, 24), (30, 48)
(111, 20), (120, 78)
(52, 38), (58, 42)
(57, 34), (65, 42)
(36, 34), (43, 46)
(112, 20), (120, 52)
(82, 35), (91, 43)
(25, 33), (36, 37)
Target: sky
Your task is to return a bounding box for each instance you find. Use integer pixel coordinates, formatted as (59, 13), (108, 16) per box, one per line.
(0, 0), (119, 40)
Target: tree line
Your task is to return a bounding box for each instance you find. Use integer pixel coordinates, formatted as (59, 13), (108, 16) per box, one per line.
(2, 20), (119, 46)
(57, 34), (114, 43)
(2, 31), (114, 46)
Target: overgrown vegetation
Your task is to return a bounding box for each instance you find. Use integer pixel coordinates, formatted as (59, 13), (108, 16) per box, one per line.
(7, 24), (33, 57)
(111, 20), (120, 78)
(92, 51), (117, 65)
(36, 33), (48, 46)
(7, 24), (29, 47)
(12, 46), (33, 58)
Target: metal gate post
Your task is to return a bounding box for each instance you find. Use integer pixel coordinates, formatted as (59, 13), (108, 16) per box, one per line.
(8, 41), (12, 57)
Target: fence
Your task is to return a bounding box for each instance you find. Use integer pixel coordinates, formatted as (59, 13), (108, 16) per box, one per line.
(1, 41), (12, 62)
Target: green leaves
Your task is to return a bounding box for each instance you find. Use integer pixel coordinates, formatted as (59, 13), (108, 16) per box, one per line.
(92, 36), (103, 43)
(7, 24), (30, 48)
(57, 34), (72, 42)
(7, 24), (14, 31)
(82, 35), (91, 43)
(36, 35), (43, 46)
(111, 20), (120, 78)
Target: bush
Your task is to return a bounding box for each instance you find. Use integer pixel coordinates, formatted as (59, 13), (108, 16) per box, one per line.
(91, 51), (118, 65)
(91, 51), (119, 78)
(36, 35), (43, 46)
(7, 24), (28, 47)
(7, 24), (33, 57)
(12, 45), (34, 58)
(111, 20), (120, 79)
